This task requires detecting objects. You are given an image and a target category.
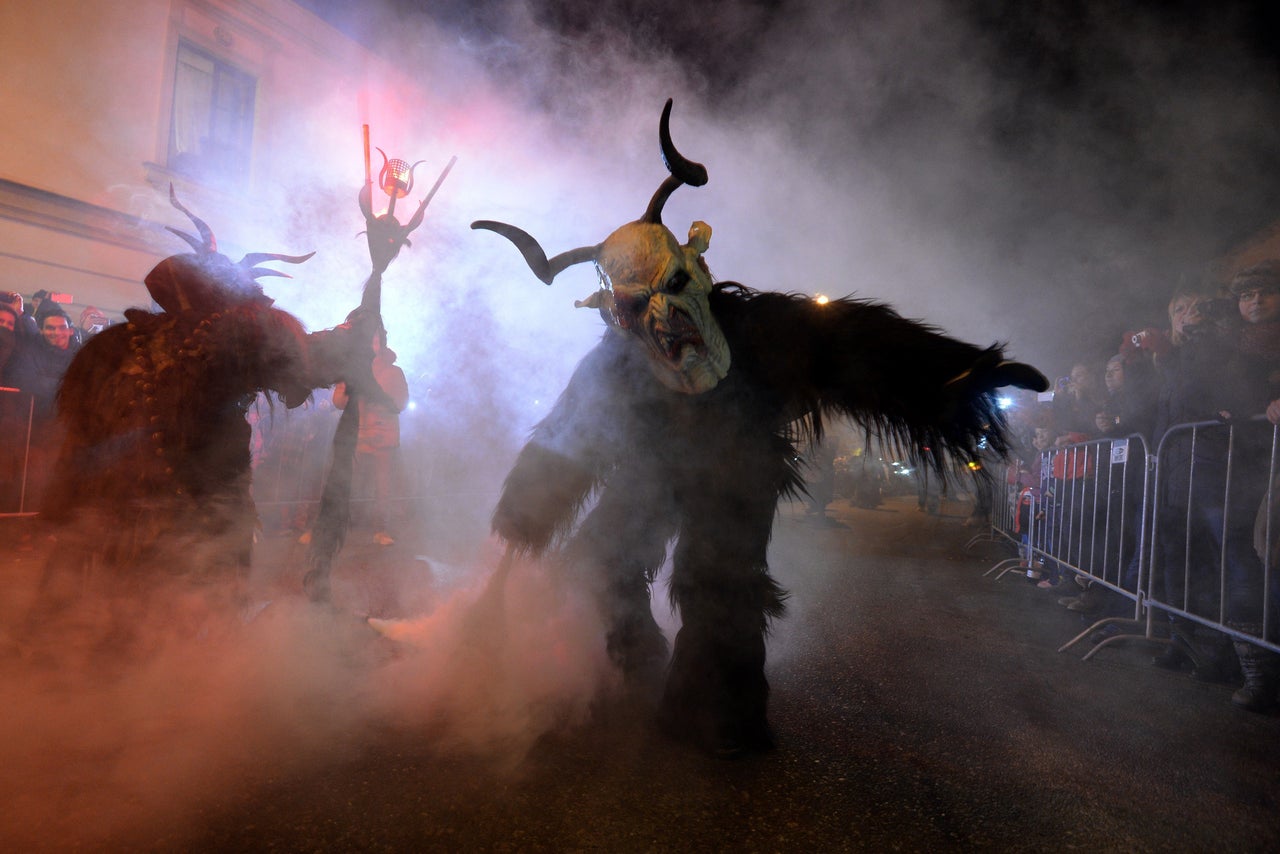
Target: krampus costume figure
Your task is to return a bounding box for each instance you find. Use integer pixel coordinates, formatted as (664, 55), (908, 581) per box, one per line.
(473, 101), (1048, 757)
(37, 188), (373, 599)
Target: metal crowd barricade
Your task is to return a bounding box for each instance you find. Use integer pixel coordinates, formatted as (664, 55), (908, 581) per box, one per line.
(976, 461), (1042, 581)
(0, 387), (36, 516)
(975, 434), (1155, 659)
(984, 419), (1280, 663)
(965, 466), (1010, 552)
(1139, 417), (1279, 656)
(1047, 434), (1158, 659)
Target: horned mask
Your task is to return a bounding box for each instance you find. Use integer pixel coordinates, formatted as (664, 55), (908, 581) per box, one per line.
(472, 100), (731, 395)
(146, 185), (314, 314)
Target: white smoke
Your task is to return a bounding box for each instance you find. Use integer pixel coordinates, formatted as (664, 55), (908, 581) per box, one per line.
(4, 0), (1279, 847)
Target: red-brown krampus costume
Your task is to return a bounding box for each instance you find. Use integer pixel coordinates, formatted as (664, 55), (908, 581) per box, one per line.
(38, 189), (373, 597)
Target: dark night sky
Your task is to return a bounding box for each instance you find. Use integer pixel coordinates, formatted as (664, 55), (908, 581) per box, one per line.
(297, 0), (1280, 373)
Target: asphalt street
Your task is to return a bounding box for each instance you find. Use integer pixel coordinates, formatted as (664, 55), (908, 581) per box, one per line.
(4, 493), (1279, 851)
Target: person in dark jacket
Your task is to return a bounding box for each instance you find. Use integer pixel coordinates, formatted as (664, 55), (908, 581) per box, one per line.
(1222, 260), (1280, 711)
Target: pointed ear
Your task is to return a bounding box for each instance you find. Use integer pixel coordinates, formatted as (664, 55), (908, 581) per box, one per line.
(686, 221), (711, 255)
(574, 290), (614, 312)
(574, 289), (618, 327)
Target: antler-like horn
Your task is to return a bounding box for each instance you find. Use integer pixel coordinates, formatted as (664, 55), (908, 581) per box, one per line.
(166, 183), (216, 253)
(471, 221), (599, 286)
(239, 251), (317, 279)
(641, 99), (709, 224)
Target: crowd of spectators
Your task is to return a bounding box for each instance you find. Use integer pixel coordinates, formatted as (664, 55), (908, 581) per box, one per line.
(0, 290), (115, 511)
(998, 259), (1280, 715)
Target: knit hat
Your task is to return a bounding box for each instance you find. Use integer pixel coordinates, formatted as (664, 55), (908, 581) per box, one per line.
(1229, 259), (1280, 296)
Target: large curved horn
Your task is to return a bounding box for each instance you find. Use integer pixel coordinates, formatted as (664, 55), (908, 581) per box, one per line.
(167, 183), (216, 253)
(471, 220), (599, 285)
(240, 251), (317, 280)
(641, 99), (709, 224)
(239, 251), (317, 268)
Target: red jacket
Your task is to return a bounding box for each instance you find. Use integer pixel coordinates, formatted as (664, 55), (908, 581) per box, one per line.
(333, 346), (409, 451)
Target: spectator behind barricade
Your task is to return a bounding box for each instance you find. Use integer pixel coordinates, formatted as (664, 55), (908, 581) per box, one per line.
(31, 290), (67, 331)
(6, 306), (77, 421)
(1095, 352), (1158, 442)
(1020, 419), (1057, 582)
(1051, 361), (1106, 437)
(0, 302), (16, 379)
(2, 290), (37, 343)
(1224, 259), (1280, 711)
(0, 307), (26, 512)
(1068, 351), (1160, 618)
(332, 312), (409, 546)
(75, 306), (109, 347)
(4, 306), (77, 509)
(25, 289), (48, 323)
(1148, 283), (1242, 684)
(1037, 419), (1093, 591)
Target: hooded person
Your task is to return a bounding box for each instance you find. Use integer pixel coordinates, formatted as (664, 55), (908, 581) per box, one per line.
(330, 308), (410, 546)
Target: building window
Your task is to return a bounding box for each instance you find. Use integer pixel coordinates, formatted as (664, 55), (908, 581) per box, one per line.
(168, 39), (256, 184)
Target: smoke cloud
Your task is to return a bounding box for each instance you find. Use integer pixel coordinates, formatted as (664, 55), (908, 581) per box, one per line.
(4, 0), (1279, 846)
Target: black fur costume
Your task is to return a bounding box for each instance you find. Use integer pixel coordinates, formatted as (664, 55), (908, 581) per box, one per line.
(479, 103), (1048, 756)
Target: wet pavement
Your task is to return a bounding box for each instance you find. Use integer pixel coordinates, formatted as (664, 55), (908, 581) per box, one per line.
(4, 494), (1279, 851)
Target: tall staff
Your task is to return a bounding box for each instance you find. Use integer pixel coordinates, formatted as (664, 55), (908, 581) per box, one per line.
(303, 127), (455, 603)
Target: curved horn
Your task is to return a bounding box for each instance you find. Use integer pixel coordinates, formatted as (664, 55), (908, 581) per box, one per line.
(375, 147), (391, 190)
(471, 220), (599, 286)
(165, 225), (206, 253)
(239, 251), (317, 268)
(239, 251), (315, 280)
(402, 160), (426, 196)
(641, 99), (709, 224)
(167, 183), (216, 253)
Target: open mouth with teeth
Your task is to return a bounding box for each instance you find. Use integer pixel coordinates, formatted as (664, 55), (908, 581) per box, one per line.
(649, 308), (706, 366)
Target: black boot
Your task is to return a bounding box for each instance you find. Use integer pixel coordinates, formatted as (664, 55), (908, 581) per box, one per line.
(1151, 638), (1193, 672)
(1230, 627), (1280, 713)
(1186, 628), (1240, 685)
(1152, 620), (1195, 672)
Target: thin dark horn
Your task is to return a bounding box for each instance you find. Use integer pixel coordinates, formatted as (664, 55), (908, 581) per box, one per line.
(168, 183), (216, 252)
(165, 226), (205, 253)
(472, 220), (598, 285)
(642, 98), (709, 224)
(659, 99), (708, 186)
